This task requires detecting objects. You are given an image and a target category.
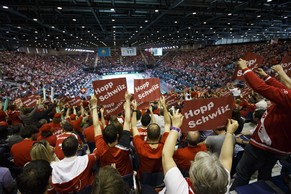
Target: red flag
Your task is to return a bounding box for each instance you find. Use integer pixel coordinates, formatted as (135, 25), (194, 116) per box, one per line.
(181, 95), (234, 132)
(233, 52), (264, 81)
(134, 78), (161, 102)
(92, 78), (127, 104)
(80, 88), (87, 94)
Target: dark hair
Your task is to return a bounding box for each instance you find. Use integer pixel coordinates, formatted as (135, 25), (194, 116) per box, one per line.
(0, 126), (8, 140)
(135, 110), (142, 121)
(37, 119), (47, 129)
(103, 124), (118, 144)
(254, 109), (265, 120)
(147, 123), (161, 141)
(62, 121), (74, 132)
(16, 160), (52, 194)
(92, 166), (127, 194)
(141, 113), (151, 127)
(20, 125), (38, 138)
(41, 130), (53, 138)
(62, 136), (78, 157)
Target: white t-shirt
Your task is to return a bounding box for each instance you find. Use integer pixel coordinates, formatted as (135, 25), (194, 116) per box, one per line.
(160, 166), (231, 194)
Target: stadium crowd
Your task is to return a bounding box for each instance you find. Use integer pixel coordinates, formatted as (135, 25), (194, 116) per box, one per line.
(0, 41), (291, 194)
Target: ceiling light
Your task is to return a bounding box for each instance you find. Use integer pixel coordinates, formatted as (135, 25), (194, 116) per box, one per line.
(72, 18), (76, 21)
(174, 21), (177, 23)
(145, 20), (148, 23)
(155, 10), (159, 13)
(17, 26), (21, 29)
(112, 19), (115, 21)
(193, 12), (196, 15)
(203, 21), (207, 24)
(33, 18), (38, 21)
(228, 13), (232, 16)
(257, 15), (261, 18)
(3, 6), (8, 9)
(51, 26), (55, 28)
(57, 7), (62, 10)
(82, 26), (85, 28)
(267, 0), (272, 2)
(110, 8), (115, 11)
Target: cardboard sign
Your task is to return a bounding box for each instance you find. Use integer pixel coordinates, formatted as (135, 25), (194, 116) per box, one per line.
(233, 52), (264, 81)
(134, 78), (161, 102)
(164, 93), (180, 107)
(80, 88), (87, 94)
(92, 78), (127, 104)
(22, 95), (39, 108)
(62, 97), (82, 107)
(181, 95), (234, 132)
(103, 101), (124, 116)
(241, 87), (253, 98)
(280, 55), (291, 77)
(137, 101), (150, 110)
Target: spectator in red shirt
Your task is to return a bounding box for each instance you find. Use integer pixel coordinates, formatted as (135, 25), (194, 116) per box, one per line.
(54, 121), (83, 160)
(131, 96), (170, 179)
(67, 105), (84, 134)
(48, 113), (63, 136)
(37, 123), (57, 147)
(173, 131), (207, 176)
(10, 125), (38, 167)
(91, 92), (133, 177)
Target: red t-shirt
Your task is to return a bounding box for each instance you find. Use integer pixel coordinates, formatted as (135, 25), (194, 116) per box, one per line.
(37, 135), (57, 147)
(137, 127), (147, 141)
(69, 116), (83, 133)
(54, 133), (82, 160)
(173, 144), (207, 170)
(48, 122), (63, 136)
(133, 132), (169, 175)
(10, 139), (35, 167)
(95, 135), (132, 176)
(83, 125), (95, 143)
(52, 154), (97, 193)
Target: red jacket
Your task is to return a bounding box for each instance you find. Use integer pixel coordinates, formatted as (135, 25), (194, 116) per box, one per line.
(243, 68), (291, 155)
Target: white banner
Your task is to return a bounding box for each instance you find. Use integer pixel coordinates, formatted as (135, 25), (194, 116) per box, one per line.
(121, 47), (137, 56)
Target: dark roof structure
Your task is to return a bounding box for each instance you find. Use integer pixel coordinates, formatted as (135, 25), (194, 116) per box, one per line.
(0, 0), (290, 49)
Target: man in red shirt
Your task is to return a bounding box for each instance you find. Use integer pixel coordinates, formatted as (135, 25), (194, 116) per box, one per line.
(231, 60), (291, 189)
(131, 96), (170, 178)
(37, 123), (57, 147)
(54, 121), (83, 160)
(10, 125), (37, 166)
(51, 135), (97, 193)
(91, 92), (133, 176)
(48, 113), (63, 136)
(173, 131), (207, 176)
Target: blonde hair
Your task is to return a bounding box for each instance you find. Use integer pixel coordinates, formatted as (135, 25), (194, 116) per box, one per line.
(189, 152), (228, 194)
(30, 140), (54, 163)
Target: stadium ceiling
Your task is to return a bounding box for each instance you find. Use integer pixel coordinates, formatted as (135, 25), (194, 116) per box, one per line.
(0, 0), (290, 49)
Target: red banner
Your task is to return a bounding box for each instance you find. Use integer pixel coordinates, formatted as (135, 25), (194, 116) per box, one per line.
(233, 52), (264, 81)
(92, 78), (127, 104)
(241, 87), (252, 98)
(103, 101), (124, 116)
(181, 95), (234, 132)
(134, 78), (161, 102)
(280, 55), (291, 77)
(21, 95), (39, 108)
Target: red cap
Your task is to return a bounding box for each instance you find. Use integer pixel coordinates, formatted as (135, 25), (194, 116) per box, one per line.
(70, 114), (76, 120)
(54, 113), (62, 118)
(0, 121), (8, 127)
(39, 124), (51, 132)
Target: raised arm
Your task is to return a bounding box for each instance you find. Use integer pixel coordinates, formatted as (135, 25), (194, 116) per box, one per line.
(272, 64), (291, 89)
(160, 96), (170, 133)
(90, 97), (102, 137)
(131, 99), (139, 137)
(162, 109), (183, 176)
(123, 91), (131, 132)
(100, 107), (106, 127)
(148, 105), (156, 124)
(219, 119), (238, 172)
